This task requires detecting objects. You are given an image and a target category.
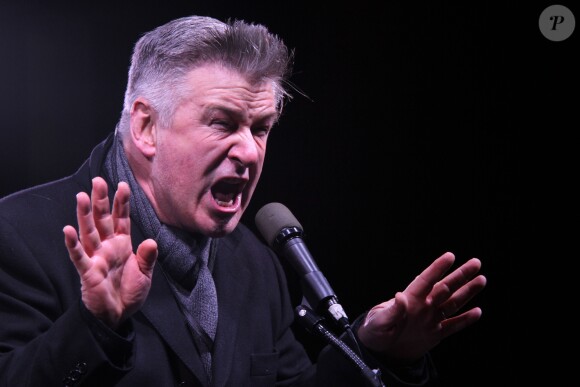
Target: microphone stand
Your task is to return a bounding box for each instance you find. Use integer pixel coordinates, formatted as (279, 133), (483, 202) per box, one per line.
(295, 305), (385, 387)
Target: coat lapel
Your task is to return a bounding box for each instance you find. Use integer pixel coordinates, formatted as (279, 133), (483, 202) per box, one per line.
(130, 224), (208, 385)
(211, 234), (251, 387)
(141, 267), (210, 385)
(127, 206), (251, 387)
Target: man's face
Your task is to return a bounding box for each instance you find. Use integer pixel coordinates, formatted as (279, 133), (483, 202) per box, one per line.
(146, 64), (278, 237)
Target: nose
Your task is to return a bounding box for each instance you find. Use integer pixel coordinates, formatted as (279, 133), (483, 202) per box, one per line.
(229, 127), (261, 168)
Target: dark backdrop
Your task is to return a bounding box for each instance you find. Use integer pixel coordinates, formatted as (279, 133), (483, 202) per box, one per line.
(1, 1), (575, 386)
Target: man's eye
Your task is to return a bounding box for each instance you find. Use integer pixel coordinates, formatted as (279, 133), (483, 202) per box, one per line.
(212, 120), (233, 130)
(253, 126), (271, 137)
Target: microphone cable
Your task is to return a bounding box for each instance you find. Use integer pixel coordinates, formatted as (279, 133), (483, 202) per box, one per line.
(295, 304), (385, 387)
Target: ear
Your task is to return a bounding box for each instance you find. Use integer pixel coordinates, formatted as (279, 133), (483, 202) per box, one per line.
(129, 97), (157, 158)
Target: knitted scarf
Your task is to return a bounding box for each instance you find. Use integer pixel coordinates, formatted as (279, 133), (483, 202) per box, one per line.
(103, 133), (218, 384)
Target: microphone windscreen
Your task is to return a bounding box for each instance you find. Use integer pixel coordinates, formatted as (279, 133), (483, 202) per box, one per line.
(255, 202), (303, 247)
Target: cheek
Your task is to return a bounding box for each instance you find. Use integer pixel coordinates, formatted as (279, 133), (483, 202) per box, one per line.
(252, 152), (266, 181)
(171, 156), (204, 188)
(154, 147), (200, 189)
(158, 137), (203, 170)
(253, 162), (264, 182)
(243, 164), (263, 200)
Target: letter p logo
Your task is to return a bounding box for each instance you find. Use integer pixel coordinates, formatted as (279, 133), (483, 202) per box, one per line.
(540, 5), (575, 41)
(550, 15), (566, 30)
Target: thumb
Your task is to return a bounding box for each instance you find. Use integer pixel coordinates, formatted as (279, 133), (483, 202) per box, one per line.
(363, 292), (408, 328)
(136, 238), (158, 275)
(392, 291), (409, 321)
(358, 292), (409, 351)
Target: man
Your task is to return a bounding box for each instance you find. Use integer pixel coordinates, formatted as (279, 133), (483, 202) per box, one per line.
(0, 15), (486, 386)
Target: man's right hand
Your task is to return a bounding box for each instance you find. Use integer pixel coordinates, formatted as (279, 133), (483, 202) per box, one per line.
(63, 176), (158, 329)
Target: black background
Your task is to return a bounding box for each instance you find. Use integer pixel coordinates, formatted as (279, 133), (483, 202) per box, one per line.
(1, 1), (576, 386)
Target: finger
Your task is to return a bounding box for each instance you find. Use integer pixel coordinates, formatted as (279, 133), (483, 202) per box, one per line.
(112, 182), (131, 236)
(91, 177), (115, 240)
(404, 252), (455, 298)
(440, 307), (483, 339)
(428, 258), (483, 306)
(63, 225), (92, 273)
(136, 239), (158, 276)
(76, 191), (102, 257)
(439, 274), (487, 317)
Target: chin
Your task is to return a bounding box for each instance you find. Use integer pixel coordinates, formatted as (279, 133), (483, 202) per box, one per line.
(207, 216), (241, 237)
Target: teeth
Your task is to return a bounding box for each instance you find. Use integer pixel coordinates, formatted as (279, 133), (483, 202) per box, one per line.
(214, 192), (239, 207)
(216, 198), (234, 207)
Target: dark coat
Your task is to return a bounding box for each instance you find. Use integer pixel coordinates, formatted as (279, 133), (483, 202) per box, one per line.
(0, 134), (433, 386)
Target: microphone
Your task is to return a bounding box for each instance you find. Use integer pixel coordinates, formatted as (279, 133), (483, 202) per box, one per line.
(255, 202), (350, 331)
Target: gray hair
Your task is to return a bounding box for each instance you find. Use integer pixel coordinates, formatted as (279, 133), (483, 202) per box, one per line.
(116, 15), (294, 136)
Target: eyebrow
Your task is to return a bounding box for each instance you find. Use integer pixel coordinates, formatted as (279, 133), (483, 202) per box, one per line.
(204, 105), (279, 126)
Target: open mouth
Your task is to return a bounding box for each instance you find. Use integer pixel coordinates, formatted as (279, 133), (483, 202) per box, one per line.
(211, 179), (245, 208)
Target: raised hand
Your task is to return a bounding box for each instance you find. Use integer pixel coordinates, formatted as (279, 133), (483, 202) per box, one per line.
(357, 252), (486, 362)
(63, 177), (158, 329)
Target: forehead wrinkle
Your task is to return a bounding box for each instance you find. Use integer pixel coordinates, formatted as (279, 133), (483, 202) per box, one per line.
(202, 84), (278, 120)
(185, 65), (278, 118)
(210, 85), (275, 108)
